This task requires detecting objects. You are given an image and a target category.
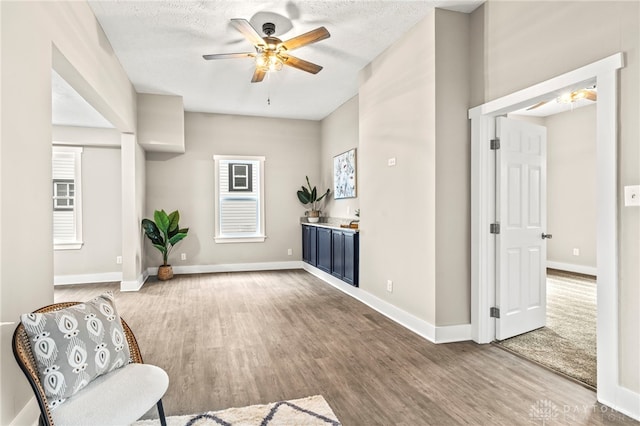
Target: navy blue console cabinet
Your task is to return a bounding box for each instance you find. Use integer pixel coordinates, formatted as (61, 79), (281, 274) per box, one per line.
(302, 224), (359, 287)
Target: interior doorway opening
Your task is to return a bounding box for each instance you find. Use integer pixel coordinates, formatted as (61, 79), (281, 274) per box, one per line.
(493, 98), (598, 389)
(469, 52), (623, 408)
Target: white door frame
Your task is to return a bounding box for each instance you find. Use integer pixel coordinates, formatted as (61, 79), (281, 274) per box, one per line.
(469, 53), (638, 416)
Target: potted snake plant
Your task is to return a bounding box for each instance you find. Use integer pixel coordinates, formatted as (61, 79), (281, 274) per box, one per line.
(142, 209), (189, 280)
(297, 176), (331, 222)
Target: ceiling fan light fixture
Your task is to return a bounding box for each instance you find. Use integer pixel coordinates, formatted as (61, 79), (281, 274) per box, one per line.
(557, 92), (574, 104)
(556, 88), (596, 105)
(256, 52), (283, 72)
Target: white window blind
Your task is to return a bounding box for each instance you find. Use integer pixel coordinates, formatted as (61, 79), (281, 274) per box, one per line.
(53, 147), (83, 249)
(214, 155), (266, 243)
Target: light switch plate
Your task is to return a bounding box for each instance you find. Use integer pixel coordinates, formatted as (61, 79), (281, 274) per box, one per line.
(624, 185), (640, 207)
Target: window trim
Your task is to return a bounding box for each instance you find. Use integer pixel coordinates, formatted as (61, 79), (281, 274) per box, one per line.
(213, 155), (266, 243)
(53, 146), (83, 250)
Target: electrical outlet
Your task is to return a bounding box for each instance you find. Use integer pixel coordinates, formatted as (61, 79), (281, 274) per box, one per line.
(388, 157), (396, 167)
(624, 185), (640, 206)
(116, 256), (122, 265)
(180, 253), (187, 261)
(287, 248), (293, 256)
(573, 248), (580, 256)
(387, 280), (393, 292)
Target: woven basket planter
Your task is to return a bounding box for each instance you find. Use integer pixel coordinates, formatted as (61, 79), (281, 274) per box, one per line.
(157, 265), (174, 281)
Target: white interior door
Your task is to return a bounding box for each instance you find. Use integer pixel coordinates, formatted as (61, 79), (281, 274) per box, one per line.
(495, 117), (548, 340)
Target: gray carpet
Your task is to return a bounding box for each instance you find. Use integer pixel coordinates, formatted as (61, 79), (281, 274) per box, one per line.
(496, 269), (596, 388)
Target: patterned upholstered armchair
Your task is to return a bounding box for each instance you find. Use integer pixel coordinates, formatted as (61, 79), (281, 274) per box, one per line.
(13, 299), (168, 426)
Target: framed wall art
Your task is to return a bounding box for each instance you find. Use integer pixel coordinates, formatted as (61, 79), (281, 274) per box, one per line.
(333, 148), (357, 199)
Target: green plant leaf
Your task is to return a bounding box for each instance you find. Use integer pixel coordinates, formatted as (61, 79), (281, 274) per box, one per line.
(142, 219), (164, 246)
(154, 209), (170, 235)
(168, 232), (188, 246)
(167, 210), (180, 234)
(152, 243), (167, 254)
(316, 188), (330, 202)
(297, 190), (311, 204)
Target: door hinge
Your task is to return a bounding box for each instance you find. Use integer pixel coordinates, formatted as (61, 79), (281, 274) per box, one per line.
(490, 223), (500, 234)
(490, 138), (500, 150)
(490, 307), (501, 318)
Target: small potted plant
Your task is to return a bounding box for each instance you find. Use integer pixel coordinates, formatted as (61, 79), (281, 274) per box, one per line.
(297, 176), (330, 223)
(142, 209), (189, 280)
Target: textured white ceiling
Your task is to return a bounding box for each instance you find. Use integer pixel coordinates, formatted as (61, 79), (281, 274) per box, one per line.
(57, 0), (484, 125)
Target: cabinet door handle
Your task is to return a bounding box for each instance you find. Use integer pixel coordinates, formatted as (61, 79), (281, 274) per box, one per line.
(541, 233), (553, 239)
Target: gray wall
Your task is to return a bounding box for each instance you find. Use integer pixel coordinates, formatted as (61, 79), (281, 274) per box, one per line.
(144, 112), (320, 268)
(484, 0), (639, 393)
(359, 12), (437, 324)
(546, 106), (597, 271)
(434, 10), (471, 326)
(320, 96), (360, 220)
(0, 2), (137, 423)
(53, 146), (123, 277)
(357, 9), (470, 327)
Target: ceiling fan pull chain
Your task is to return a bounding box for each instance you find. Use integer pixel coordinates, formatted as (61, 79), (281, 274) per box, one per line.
(267, 72), (272, 106)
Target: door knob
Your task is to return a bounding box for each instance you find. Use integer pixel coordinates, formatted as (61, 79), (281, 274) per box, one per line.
(541, 233), (553, 239)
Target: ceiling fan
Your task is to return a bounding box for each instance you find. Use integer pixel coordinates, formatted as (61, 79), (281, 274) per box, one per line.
(203, 19), (330, 83)
(527, 86), (597, 110)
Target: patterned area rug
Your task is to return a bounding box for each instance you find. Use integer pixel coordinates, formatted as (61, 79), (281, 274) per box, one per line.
(496, 270), (596, 388)
(132, 395), (341, 426)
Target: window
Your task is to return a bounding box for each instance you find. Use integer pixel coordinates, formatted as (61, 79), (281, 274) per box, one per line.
(229, 163), (252, 192)
(52, 146), (83, 250)
(214, 155), (265, 243)
(53, 180), (75, 210)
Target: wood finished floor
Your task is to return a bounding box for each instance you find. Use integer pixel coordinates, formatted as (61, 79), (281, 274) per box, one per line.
(54, 270), (633, 425)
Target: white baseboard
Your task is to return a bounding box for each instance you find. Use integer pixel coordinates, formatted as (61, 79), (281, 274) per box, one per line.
(146, 261), (303, 276)
(599, 383), (640, 421)
(302, 264), (471, 344)
(54, 271), (122, 286)
(547, 261), (597, 276)
(120, 270), (148, 292)
(10, 396), (39, 426)
(435, 323), (473, 343)
(61, 263), (303, 292)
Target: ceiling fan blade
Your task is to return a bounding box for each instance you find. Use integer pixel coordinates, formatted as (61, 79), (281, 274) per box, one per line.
(281, 27), (330, 51)
(279, 54), (323, 74)
(251, 67), (266, 83)
(526, 100), (547, 111)
(230, 18), (266, 47)
(202, 52), (255, 60)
